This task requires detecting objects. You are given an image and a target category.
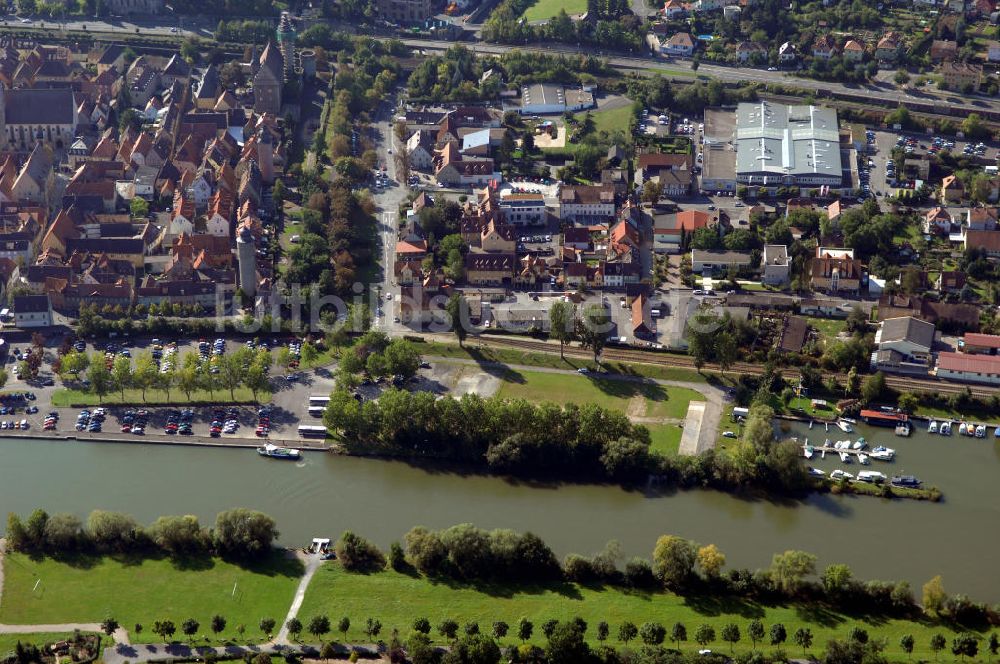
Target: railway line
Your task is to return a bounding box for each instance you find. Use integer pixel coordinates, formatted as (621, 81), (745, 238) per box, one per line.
(467, 334), (1000, 399)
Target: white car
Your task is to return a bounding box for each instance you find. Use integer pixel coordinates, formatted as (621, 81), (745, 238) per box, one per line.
(19, 17), (30, 23)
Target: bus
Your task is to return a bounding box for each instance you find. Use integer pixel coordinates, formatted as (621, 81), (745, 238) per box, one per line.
(309, 395), (331, 407)
(307, 406), (326, 417)
(297, 425), (327, 438)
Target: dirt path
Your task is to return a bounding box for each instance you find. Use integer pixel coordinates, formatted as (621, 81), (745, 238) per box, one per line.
(275, 552), (324, 645)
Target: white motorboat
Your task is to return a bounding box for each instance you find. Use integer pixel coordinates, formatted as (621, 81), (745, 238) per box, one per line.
(852, 438), (867, 450)
(839, 451), (852, 463)
(976, 424), (987, 438)
(809, 420), (814, 430)
(837, 419), (854, 433)
(825, 421), (829, 432)
(940, 421), (952, 436)
(895, 421), (911, 437)
(857, 470), (887, 483)
(803, 444), (814, 459)
(858, 453), (870, 465)
(928, 420), (938, 434)
(257, 443), (302, 460)
(959, 422), (969, 436)
(807, 467), (826, 477)
(869, 446), (895, 461)
(830, 469), (854, 481)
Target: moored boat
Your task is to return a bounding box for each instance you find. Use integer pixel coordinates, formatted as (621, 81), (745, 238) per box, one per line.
(869, 445), (895, 461)
(858, 453), (870, 465)
(940, 421), (952, 436)
(895, 421), (911, 437)
(976, 425), (987, 438)
(839, 451), (852, 463)
(891, 475), (922, 488)
(837, 419), (854, 433)
(807, 467), (826, 477)
(928, 420), (938, 434)
(959, 422), (968, 436)
(852, 438), (867, 450)
(257, 443), (302, 460)
(830, 469), (854, 481)
(803, 444), (814, 459)
(857, 470), (887, 483)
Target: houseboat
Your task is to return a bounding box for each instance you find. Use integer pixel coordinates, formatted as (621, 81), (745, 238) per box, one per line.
(859, 409), (909, 429)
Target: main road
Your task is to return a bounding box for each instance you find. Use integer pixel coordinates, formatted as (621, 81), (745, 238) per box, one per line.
(10, 15), (1000, 117)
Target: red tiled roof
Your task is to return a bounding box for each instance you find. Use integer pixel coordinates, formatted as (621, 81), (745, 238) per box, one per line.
(938, 351), (1000, 374)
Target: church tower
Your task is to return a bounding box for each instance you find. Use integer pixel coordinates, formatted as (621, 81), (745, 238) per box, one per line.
(237, 224), (257, 298)
(276, 12), (296, 83)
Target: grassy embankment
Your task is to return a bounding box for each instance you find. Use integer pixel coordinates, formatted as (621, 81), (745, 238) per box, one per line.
(298, 564), (977, 661)
(0, 553), (302, 644)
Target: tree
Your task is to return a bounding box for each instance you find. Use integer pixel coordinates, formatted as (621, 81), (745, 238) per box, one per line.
(446, 294), (469, 347)
(576, 305), (610, 363)
(101, 617), (119, 637)
(338, 617), (350, 641)
(900, 634), (914, 660)
(596, 622), (609, 642)
(213, 508), (278, 561)
(794, 627), (813, 655)
(930, 633), (946, 660)
(492, 621), (508, 640)
(413, 618), (431, 635)
(541, 620), (559, 639)
(720, 623), (740, 652)
(695, 624), (715, 648)
(641, 179), (663, 204)
(617, 622), (637, 645)
(639, 622), (665, 646)
(696, 543), (725, 579)
(517, 618), (533, 642)
(133, 351), (158, 401)
(652, 535), (696, 589)
(546, 621), (589, 664)
(111, 355), (133, 401)
(747, 619), (764, 651)
(309, 615), (331, 642)
(952, 632), (979, 660)
(464, 622), (480, 636)
(320, 642), (336, 662)
(770, 550), (817, 596)
(894, 69), (910, 86)
(923, 575), (947, 616)
(860, 371), (886, 405)
(549, 301), (574, 359)
(335, 531), (385, 571)
(130, 197), (149, 218)
(364, 618), (381, 641)
(439, 619), (459, 641)
(259, 618), (276, 639)
(211, 615), (226, 640)
(989, 632), (999, 657)
(770, 623), (787, 646)
(153, 620), (176, 642)
(282, 617), (303, 642)
(897, 392), (919, 414)
(670, 622), (687, 650)
(715, 332), (737, 376)
(182, 618), (200, 642)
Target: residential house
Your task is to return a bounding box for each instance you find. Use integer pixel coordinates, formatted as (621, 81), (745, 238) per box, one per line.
(406, 129), (436, 171)
(635, 152), (693, 187)
(559, 185), (616, 222)
(498, 191), (545, 225)
(601, 168), (629, 195)
(662, 33), (695, 57)
(964, 229), (1000, 256)
(777, 315), (809, 353)
(652, 208), (715, 253)
(810, 249), (863, 293)
(433, 143), (499, 187)
(966, 206), (997, 230)
(812, 34), (839, 59)
(842, 39), (866, 62)
(603, 262), (642, 289)
(924, 206), (952, 233)
(778, 41), (798, 63)
(632, 294), (654, 338)
(691, 249), (753, 275)
(939, 60), (982, 92)
(563, 227), (592, 251)
(735, 41), (766, 63)
(11, 144), (54, 206)
(936, 270), (967, 294)
(480, 218), (517, 253)
(930, 39), (958, 62)
(960, 332), (1000, 354)
(663, 0), (688, 17)
(762, 244), (791, 286)
(941, 175), (965, 203)
(13, 294), (52, 328)
(464, 253), (514, 285)
(876, 32), (903, 62)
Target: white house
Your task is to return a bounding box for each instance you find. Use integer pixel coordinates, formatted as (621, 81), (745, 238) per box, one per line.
(762, 244), (791, 286)
(13, 294), (52, 328)
(662, 33), (695, 57)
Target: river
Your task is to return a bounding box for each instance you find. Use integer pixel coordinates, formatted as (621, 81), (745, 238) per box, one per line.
(2, 419), (999, 599)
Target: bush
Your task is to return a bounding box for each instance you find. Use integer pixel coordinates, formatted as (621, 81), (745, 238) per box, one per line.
(335, 531), (386, 572)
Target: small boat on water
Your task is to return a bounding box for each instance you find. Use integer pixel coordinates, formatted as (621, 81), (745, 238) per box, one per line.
(857, 470), (887, 483)
(976, 425), (987, 438)
(837, 419), (854, 433)
(995, 425), (1000, 438)
(870, 445), (896, 461)
(803, 444), (815, 459)
(959, 422), (968, 436)
(830, 469), (855, 481)
(809, 420), (814, 430)
(807, 467), (826, 477)
(839, 451), (852, 463)
(940, 421), (952, 436)
(825, 421), (830, 432)
(852, 438), (867, 450)
(895, 421), (911, 437)
(858, 453), (870, 465)
(891, 475), (922, 488)
(257, 443), (302, 460)
(928, 420), (938, 434)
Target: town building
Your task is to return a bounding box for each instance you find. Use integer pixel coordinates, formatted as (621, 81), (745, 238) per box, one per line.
(939, 60), (982, 92)
(936, 351), (1000, 384)
(13, 294), (52, 328)
(376, 0), (434, 23)
(762, 244), (790, 286)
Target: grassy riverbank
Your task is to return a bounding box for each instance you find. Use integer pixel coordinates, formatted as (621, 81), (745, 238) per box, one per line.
(0, 553), (301, 643)
(297, 564), (974, 660)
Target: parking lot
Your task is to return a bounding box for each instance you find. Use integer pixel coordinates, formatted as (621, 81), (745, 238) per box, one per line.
(868, 129), (1000, 196)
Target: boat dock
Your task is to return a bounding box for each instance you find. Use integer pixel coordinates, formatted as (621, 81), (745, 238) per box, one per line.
(802, 444), (879, 459)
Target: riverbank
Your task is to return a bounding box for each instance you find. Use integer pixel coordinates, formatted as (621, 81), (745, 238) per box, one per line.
(0, 430), (330, 451)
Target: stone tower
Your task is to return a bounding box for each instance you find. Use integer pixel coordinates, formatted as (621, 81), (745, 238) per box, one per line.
(276, 12), (296, 82)
(257, 130), (274, 184)
(236, 224), (257, 298)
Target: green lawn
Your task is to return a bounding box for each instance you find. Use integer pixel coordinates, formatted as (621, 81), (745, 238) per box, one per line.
(522, 0), (586, 21)
(298, 564), (973, 660)
(804, 316), (846, 345)
(647, 423), (683, 455)
(0, 633), (102, 655)
(575, 105), (636, 137)
(51, 386), (269, 407)
(495, 369), (701, 420)
(0, 553), (302, 644)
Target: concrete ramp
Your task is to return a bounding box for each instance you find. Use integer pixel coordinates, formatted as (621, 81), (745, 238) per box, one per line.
(677, 401), (707, 456)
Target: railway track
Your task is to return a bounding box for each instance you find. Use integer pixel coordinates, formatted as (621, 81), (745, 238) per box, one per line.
(471, 334), (1000, 399)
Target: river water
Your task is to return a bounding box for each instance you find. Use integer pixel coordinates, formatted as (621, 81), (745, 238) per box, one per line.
(2, 419), (999, 599)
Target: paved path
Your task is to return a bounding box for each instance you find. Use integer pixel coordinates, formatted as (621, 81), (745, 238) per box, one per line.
(275, 553), (324, 644)
(425, 356), (726, 454)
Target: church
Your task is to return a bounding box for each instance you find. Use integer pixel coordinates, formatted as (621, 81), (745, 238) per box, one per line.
(0, 87), (77, 150)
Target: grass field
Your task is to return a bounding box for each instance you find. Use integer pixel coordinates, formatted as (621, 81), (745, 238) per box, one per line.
(496, 370), (701, 420)
(804, 316), (846, 346)
(0, 633), (102, 655)
(0, 553), (302, 643)
(647, 423), (684, 455)
(574, 105), (635, 137)
(51, 386), (269, 407)
(522, 0), (586, 21)
(297, 565), (974, 660)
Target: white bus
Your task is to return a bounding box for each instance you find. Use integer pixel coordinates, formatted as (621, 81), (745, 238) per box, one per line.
(297, 424), (327, 438)
(309, 395), (331, 406)
(307, 406), (326, 417)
